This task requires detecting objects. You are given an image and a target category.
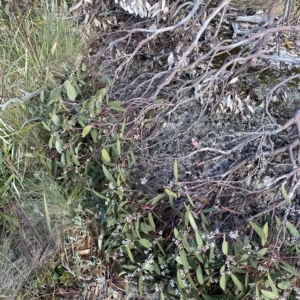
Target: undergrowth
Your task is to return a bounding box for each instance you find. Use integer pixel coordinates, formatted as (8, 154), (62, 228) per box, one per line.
(1, 1), (300, 300)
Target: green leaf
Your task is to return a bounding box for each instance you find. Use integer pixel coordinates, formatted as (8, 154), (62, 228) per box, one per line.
(24, 153), (35, 158)
(261, 290), (278, 299)
(177, 269), (184, 289)
(82, 125), (92, 137)
(220, 274), (227, 291)
(43, 192), (51, 232)
(202, 294), (216, 300)
(256, 248), (268, 258)
(72, 154), (80, 166)
(116, 139), (121, 156)
(138, 276), (143, 296)
(174, 159), (178, 181)
(282, 184), (291, 205)
(42, 121), (51, 131)
(262, 222), (268, 246)
(148, 213), (155, 229)
(281, 262), (300, 276)
(126, 247), (134, 262)
(55, 140), (63, 154)
(286, 221), (300, 238)
(98, 232), (104, 250)
(101, 148), (111, 162)
(160, 291), (165, 300)
(196, 266), (204, 284)
(195, 231), (203, 247)
(249, 221), (266, 240)
(102, 165), (115, 183)
(109, 100), (126, 112)
(66, 149), (71, 167)
(255, 286), (260, 298)
(231, 274), (245, 293)
(267, 273), (278, 295)
(179, 249), (189, 270)
(64, 80), (78, 100)
(188, 212), (198, 231)
(165, 188), (176, 197)
(140, 239), (151, 248)
(229, 266), (248, 274)
(148, 194), (164, 205)
(91, 128), (98, 143)
(174, 227), (179, 239)
(51, 114), (61, 126)
(187, 193), (195, 207)
(277, 281), (290, 290)
(222, 235), (229, 255)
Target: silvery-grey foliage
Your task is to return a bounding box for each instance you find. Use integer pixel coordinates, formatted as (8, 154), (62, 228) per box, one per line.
(115, 0), (168, 18)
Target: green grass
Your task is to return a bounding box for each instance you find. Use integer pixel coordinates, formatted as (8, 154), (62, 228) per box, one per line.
(0, 0), (83, 99)
(0, 1), (85, 298)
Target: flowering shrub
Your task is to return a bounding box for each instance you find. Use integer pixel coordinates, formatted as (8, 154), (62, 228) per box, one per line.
(28, 76), (300, 300)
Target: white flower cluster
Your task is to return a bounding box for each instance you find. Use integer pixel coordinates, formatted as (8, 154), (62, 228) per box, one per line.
(229, 230), (239, 239)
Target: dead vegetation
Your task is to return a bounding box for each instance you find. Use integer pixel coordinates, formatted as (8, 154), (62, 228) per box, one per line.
(72, 0), (300, 231)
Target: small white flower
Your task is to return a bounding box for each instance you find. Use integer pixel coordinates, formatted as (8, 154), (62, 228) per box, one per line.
(229, 230), (238, 239)
(140, 177), (148, 185)
(108, 182), (115, 190)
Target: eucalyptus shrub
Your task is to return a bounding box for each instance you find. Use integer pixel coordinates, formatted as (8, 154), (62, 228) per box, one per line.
(26, 70), (300, 300)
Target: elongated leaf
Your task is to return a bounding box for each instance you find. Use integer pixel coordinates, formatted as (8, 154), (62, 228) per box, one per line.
(51, 114), (61, 126)
(55, 140), (63, 154)
(262, 222), (268, 246)
(231, 274), (245, 293)
(72, 154), (80, 166)
(102, 165), (115, 183)
(256, 248), (268, 258)
(64, 80), (77, 100)
(82, 125), (92, 137)
(126, 247), (134, 262)
(42, 121), (51, 131)
(148, 213), (155, 229)
(187, 193), (195, 207)
(174, 227), (180, 239)
(222, 235), (229, 255)
(101, 148), (111, 162)
(196, 266), (204, 284)
(195, 230), (203, 247)
(116, 139), (121, 156)
(189, 212), (198, 231)
(220, 274), (227, 291)
(282, 184), (291, 205)
(177, 269), (184, 288)
(249, 221), (266, 240)
(267, 273), (278, 295)
(165, 188), (176, 197)
(160, 291), (165, 300)
(281, 262), (300, 276)
(138, 276), (143, 296)
(109, 101), (126, 112)
(179, 249), (189, 270)
(202, 294), (216, 300)
(43, 192), (51, 232)
(91, 128), (98, 143)
(261, 290), (278, 299)
(286, 221), (300, 238)
(148, 193), (164, 205)
(174, 159), (178, 181)
(98, 232), (104, 250)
